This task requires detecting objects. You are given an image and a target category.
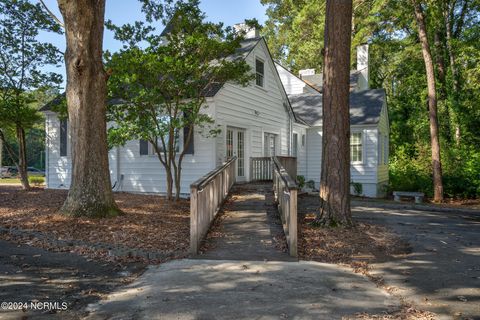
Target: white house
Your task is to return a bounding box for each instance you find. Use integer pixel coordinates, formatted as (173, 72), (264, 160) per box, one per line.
(276, 44), (390, 197)
(41, 31), (389, 198)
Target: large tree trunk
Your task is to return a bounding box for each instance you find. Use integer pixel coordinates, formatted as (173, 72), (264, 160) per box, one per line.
(57, 0), (120, 217)
(16, 125), (30, 190)
(316, 0), (353, 227)
(413, 1), (444, 202)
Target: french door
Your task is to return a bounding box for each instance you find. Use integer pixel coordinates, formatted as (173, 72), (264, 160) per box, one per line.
(264, 132), (277, 157)
(226, 127), (246, 181)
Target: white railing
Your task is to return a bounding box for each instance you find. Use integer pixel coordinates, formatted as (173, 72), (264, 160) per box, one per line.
(190, 156), (237, 254)
(272, 156), (298, 257)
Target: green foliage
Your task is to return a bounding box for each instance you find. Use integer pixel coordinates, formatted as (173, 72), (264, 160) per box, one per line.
(105, 0), (253, 199)
(0, 0), (62, 174)
(261, 0), (325, 72)
(29, 176), (44, 186)
(263, 0), (480, 199)
(350, 181), (363, 196)
(389, 145), (480, 199)
(306, 180), (316, 190)
(296, 175), (305, 188)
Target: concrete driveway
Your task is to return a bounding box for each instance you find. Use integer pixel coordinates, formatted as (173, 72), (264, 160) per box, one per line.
(353, 203), (480, 319)
(85, 259), (399, 320)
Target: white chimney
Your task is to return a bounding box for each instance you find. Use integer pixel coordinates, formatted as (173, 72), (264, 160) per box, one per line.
(357, 44), (369, 90)
(233, 23), (259, 39)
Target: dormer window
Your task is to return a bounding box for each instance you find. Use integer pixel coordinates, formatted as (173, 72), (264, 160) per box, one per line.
(256, 58), (264, 87)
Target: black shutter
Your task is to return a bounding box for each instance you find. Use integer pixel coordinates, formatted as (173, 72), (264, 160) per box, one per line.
(183, 125), (194, 154)
(60, 119), (67, 157)
(139, 139), (149, 155)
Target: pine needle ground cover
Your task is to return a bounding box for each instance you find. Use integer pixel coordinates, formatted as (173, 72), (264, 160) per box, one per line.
(0, 185), (190, 263)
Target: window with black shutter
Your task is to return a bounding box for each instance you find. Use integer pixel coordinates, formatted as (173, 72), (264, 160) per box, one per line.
(60, 119), (68, 157)
(139, 139), (149, 155)
(183, 125), (194, 154)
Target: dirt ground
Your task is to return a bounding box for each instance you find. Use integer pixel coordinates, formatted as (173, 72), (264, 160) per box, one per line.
(0, 185), (192, 319)
(0, 239), (146, 319)
(0, 185), (190, 263)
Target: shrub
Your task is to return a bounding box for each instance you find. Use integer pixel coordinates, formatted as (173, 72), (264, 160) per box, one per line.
(388, 144), (480, 199)
(29, 176), (45, 186)
(350, 181), (363, 196)
(306, 180), (316, 190)
(296, 175), (305, 188)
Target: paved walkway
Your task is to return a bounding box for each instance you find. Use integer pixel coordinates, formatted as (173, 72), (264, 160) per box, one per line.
(85, 259), (399, 320)
(197, 183), (295, 261)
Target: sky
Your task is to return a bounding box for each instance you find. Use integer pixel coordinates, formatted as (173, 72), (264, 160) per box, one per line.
(39, 0), (268, 87)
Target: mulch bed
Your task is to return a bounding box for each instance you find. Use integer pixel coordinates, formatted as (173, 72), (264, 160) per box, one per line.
(298, 194), (411, 265)
(0, 185), (190, 264)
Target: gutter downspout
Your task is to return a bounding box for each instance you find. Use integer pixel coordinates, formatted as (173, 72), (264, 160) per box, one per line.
(45, 115), (50, 188)
(116, 146), (121, 191)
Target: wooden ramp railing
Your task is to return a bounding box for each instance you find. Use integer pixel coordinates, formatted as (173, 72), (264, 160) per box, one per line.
(250, 157), (273, 181)
(251, 156), (297, 182)
(272, 156), (298, 257)
(190, 157), (237, 254)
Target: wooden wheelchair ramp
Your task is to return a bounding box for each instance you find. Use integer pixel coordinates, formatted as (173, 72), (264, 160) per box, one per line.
(195, 183), (297, 262)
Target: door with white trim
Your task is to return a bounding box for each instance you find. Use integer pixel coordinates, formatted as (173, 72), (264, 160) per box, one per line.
(226, 127), (246, 182)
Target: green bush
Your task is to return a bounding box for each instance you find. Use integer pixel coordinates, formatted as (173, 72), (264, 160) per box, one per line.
(296, 175), (305, 188)
(388, 145), (480, 199)
(350, 181), (363, 196)
(29, 176), (45, 186)
(306, 180), (316, 190)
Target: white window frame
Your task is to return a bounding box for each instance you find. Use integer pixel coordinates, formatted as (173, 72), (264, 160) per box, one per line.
(350, 131), (363, 164)
(292, 133), (298, 157)
(255, 57), (265, 88)
(263, 132), (278, 157)
(148, 131), (181, 156)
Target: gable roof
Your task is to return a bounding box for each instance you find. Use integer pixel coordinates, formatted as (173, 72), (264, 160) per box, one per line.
(300, 70), (362, 93)
(40, 37), (262, 112)
(288, 88), (386, 126)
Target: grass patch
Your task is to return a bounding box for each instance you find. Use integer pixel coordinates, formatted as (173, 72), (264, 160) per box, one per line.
(0, 176), (45, 185)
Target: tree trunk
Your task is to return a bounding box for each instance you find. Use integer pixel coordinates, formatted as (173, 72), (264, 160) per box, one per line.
(433, 31), (453, 142)
(413, 1), (444, 202)
(445, 6), (461, 145)
(16, 125), (30, 190)
(316, 0), (353, 227)
(57, 0), (120, 217)
(166, 167), (173, 201)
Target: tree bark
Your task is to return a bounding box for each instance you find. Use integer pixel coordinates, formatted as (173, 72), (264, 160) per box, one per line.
(317, 0), (353, 227)
(445, 4), (461, 145)
(16, 125), (30, 190)
(413, 1), (444, 202)
(57, 0), (120, 217)
(433, 31), (452, 142)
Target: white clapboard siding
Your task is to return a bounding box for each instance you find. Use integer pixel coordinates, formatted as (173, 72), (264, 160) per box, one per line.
(305, 125), (380, 197)
(45, 113), (216, 195)
(45, 113), (71, 189)
(214, 39), (292, 179)
(275, 63), (319, 95)
(293, 124), (307, 177)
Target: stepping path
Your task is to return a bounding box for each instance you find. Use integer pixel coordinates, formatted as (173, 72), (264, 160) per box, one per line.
(197, 182), (295, 261)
